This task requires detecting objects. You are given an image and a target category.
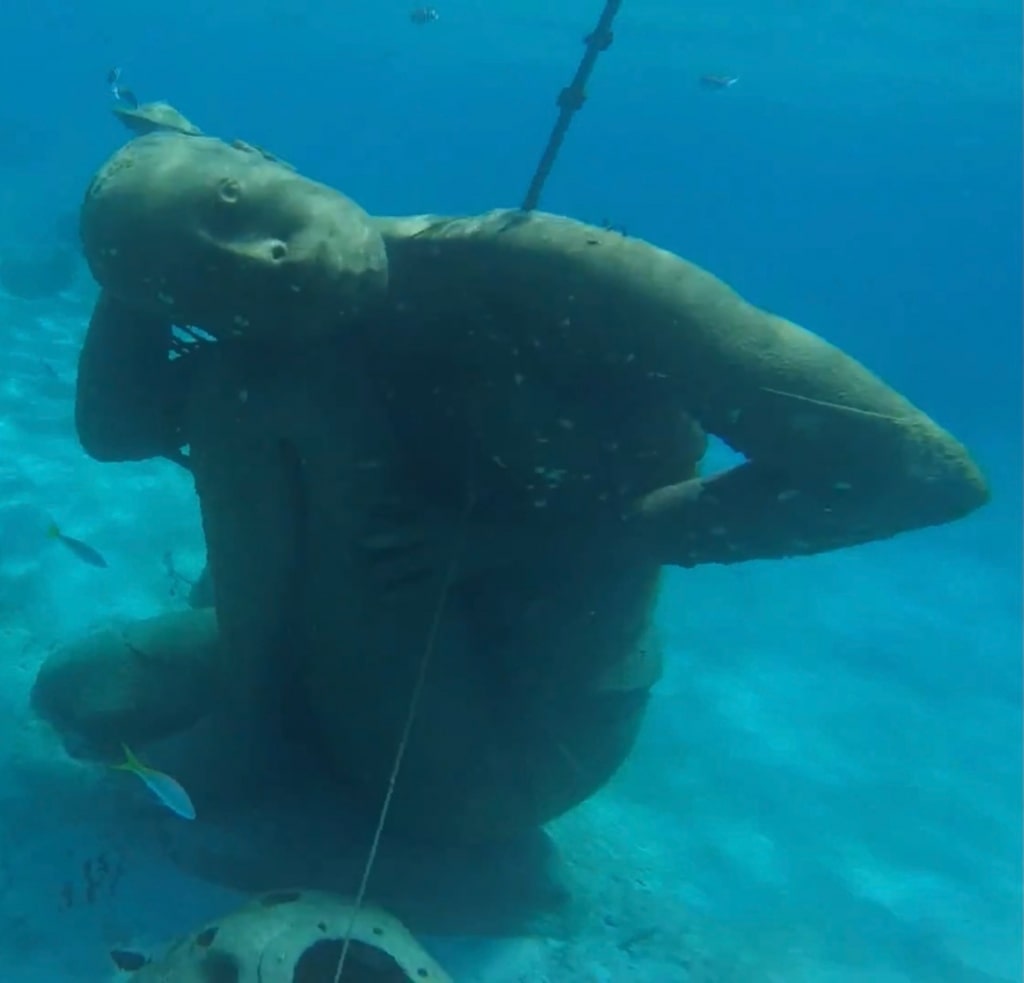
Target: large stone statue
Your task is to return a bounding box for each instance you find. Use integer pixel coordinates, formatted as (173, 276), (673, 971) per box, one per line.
(32, 111), (988, 844)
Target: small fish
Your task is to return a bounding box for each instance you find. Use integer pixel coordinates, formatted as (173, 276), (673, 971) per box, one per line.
(410, 6), (439, 24)
(114, 744), (196, 820)
(40, 359), (61, 381)
(699, 74), (738, 90)
(47, 522), (108, 568)
(106, 67), (139, 108)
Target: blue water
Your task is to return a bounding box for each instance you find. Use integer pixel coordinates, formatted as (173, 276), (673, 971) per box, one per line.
(1, 3), (1020, 980)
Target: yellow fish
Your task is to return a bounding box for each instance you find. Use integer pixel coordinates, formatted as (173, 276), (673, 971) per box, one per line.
(47, 522), (108, 568)
(113, 745), (196, 820)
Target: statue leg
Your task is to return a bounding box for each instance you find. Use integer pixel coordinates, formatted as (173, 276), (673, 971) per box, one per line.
(304, 525), (661, 843)
(184, 343), (305, 718)
(31, 608), (222, 756)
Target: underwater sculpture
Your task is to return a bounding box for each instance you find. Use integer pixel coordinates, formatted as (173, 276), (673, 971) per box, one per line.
(107, 889), (452, 981)
(32, 120), (988, 844)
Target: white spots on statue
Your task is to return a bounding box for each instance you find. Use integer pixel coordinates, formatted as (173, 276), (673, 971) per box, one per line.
(557, 418), (575, 431)
(289, 284), (302, 293)
(833, 480), (852, 491)
(232, 314), (251, 329)
(727, 408), (742, 424)
(514, 373), (525, 387)
(776, 489), (800, 503)
(237, 388), (249, 404)
(491, 456), (507, 469)
(156, 291), (175, 306)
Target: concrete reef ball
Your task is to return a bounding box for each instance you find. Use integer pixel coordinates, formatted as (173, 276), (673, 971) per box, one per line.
(110, 890), (452, 982)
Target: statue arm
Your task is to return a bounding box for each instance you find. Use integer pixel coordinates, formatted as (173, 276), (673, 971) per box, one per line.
(622, 272), (989, 566)
(375, 212), (989, 567)
(76, 290), (193, 468)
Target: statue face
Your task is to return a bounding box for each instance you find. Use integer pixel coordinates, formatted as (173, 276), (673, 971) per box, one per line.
(80, 133), (387, 343)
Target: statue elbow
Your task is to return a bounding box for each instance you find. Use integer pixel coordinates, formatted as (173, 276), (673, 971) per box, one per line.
(914, 451), (990, 528)
(946, 460), (990, 517)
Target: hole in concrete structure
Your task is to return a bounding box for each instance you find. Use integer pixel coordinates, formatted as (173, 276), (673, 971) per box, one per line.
(292, 938), (408, 982)
(200, 949), (240, 983)
(195, 925), (219, 948)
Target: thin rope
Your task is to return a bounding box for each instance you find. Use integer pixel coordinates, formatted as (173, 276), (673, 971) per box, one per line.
(759, 386), (914, 423)
(331, 491), (475, 983)
(521, 0), (624, 211)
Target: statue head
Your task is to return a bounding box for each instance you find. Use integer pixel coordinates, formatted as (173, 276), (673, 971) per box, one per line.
(80, 133), (388, 343)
